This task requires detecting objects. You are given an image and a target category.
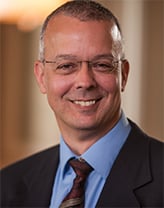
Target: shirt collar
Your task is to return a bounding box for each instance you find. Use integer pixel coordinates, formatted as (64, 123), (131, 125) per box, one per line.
(59, 139), (76, 175)
(59, 112), (131, 180)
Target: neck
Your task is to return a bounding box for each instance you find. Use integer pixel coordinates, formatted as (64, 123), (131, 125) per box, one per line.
(59, 118), (120, 155)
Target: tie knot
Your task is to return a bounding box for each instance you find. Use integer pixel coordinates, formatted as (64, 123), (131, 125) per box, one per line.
(69, 158), (93, 179)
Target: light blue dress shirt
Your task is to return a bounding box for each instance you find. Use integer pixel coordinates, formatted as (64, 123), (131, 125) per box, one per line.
(50, 112), (131, 208)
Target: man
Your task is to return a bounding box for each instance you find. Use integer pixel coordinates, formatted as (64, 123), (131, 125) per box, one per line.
(1, 0), (163, 207)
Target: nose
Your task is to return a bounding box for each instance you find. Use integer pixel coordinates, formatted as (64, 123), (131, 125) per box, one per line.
(74, 62), (97, 90)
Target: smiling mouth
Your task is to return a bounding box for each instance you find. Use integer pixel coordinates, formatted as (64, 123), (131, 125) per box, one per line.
(72, 99), (101, 107)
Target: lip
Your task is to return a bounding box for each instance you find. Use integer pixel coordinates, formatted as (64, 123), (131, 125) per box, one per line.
(71, 98), (102, 107)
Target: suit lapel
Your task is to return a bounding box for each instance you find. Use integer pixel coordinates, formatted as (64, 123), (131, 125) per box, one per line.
(96, 121), (152, 207)
(14, 146), (60, 207)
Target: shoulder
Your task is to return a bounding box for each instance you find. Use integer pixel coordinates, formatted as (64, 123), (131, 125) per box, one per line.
(128, 119), (163, 160)
(129, 119), (163, 143)
(0, 145), (60, 207)
(1, 145), (60, 178)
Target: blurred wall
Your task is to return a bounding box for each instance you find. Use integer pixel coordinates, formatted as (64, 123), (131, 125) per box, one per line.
(1, 0), (163, 168)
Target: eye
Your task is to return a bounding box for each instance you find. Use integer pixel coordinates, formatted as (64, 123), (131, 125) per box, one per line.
(56, 62), (78, 74)
(57, 63), (76, 70)
(92, 61), (114, 72)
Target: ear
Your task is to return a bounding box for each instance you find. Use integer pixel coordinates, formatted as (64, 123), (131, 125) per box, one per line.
(34, 60), (47, 94)
(121, 59), (129, 92)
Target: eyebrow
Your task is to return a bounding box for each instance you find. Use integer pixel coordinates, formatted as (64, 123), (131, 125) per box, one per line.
(54, 53), (114, 61)
(55, 54), (78, 60)
(92, 54), (114, 60)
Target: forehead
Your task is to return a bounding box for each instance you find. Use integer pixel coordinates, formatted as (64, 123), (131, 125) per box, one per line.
(45, 14), (116, 40)
(44, 15), (120, 58)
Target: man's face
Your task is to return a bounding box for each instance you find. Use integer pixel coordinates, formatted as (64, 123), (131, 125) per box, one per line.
(34, 15), (129, 138)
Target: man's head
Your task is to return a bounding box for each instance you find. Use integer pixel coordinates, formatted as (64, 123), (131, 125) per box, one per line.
(34, 0), (129, 147)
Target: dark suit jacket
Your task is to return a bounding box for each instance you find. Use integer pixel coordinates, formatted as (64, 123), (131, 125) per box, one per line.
(1, 120), (163, 207)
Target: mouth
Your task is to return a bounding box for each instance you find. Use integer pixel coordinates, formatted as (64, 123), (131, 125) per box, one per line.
(72, 98), (101, 107)
(73, 100), (96, 107)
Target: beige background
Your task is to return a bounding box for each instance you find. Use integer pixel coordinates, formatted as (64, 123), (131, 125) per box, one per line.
(1, 0), (163, 168)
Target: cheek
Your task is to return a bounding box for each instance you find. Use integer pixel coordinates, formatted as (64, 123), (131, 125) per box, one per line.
(99, 75), (121, 94)
(45, 77), (70, 113)
(46, 75), (71, 100)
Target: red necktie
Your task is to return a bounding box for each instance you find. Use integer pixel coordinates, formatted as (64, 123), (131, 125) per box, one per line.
(59, 158), (93, 208)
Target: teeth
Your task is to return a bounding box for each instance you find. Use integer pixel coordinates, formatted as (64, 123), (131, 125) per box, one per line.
(74, 100), (96, 106)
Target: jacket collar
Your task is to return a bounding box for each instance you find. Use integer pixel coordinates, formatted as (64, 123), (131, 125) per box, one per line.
(96, 120), (152, 207)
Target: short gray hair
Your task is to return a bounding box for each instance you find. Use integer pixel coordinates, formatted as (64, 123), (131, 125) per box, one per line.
(38, 0), (125, 61)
